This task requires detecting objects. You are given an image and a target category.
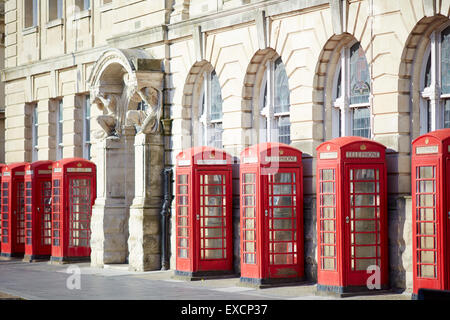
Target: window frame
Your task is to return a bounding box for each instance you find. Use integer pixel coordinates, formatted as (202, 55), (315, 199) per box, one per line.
(48, 0), (64, 22)
(258, 57), (291, 145)
(197, 70), (223, 149)
(82, 95), (91, 160)
(332, 42), (372, 139)
(24, 0), (39, 30)
(420, 22), (450, 134)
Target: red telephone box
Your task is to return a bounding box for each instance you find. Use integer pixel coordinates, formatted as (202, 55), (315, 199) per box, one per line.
(23, 161), (54, 262)
(50, 158), (96, 263)
(239, 143), (304, 286)
(0, 162), (28, 258)
(0, 163), (5, 255)
(411, 128), (450, 296)
(175, 147), (233, 278)
(316, 137), (388, 295)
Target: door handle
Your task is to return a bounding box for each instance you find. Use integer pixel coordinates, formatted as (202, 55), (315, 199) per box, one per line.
(448, 212), (450, 219)
(196, 214), (200, 221)
(265, 210), (268, 217)
(345, 216), (350, 224)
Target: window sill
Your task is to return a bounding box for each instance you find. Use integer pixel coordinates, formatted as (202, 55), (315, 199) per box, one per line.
(22, 26), (38, 36)
(73, 9), (91, 21)
(46, 18), (64, 29)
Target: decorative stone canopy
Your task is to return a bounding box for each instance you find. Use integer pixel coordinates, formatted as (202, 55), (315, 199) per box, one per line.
(87, 48), (164, 138)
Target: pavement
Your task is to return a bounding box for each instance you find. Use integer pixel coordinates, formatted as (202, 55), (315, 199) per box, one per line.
(0, 259), (412, 300)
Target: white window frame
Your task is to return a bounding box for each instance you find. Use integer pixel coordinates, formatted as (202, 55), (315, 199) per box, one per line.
(331, 43), (372, 139)
(48, 0), (64, 21)
(258, 58), (291, 144)
(82, 95), (91, 160)
(197, 70), (223, 149)
(420, 22), (450, 134)
(56, 99), (63, 160)
(24, 0), (39, 29)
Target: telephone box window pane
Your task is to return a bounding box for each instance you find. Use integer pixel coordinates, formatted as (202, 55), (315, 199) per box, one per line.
(178, 249), (188, 258)
(204, 185), (223, 195)
(244, 207), (254, 218)
(321, 182), (334, 193)
(354, 233), (376, 245)
(354, 207), (376, 219)
(418, 208), (435, 221)
(273, 207), (293, 218)
(271, 173), (292, 183)
(418, 222), (435, 235)
(355, 259), (377, 271)
(323, 258), (335, 270)
(178, 175), (188, 185)
(321, 207), (335, 219)
(322, 233), (335, 244)
(420, 265), (436, 278)
(321, 169), (334, 181)
(418, 166), (434, 179)
(418, 194), (434, 207)
(418, 237), (435, 250)
(419, 180), (435, 193)
(322, 245), (335, 257)
(419, 251), (436, 264)
(243, 174), (255, 183)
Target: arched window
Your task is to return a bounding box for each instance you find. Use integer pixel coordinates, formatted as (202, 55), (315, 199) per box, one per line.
(332, 42), (371, 138)
(198, 70), (223, 148)
(259, 57), (291, 144)
(420, 25), (450, 133)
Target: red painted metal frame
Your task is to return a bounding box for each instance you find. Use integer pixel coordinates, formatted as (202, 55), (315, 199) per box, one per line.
(50, 158), (96, 262)
(175, 147), (233, 275)
(316, 137), (388, 290)
(24, 161), (54, 260)
(411, 129), (450, 294)
(239, 142), (304, 282)
(0, 162), (28, 257)
(0, 163), (4, 255)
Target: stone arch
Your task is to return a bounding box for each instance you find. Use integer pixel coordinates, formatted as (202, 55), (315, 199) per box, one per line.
(312, 33), (363, 141)
(181, 59), (219, 148)
(398, 15), (449, 141)
(241, 47), (287, 146)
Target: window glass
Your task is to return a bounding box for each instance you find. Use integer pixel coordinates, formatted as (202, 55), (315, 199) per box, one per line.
(352, 106), (371, 138)
(441, 27), (450, 94)
(350, 43), (370, 105)
(274, 58), (290, 114)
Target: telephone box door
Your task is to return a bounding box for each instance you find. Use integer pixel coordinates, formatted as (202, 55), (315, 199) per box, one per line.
(263, 168), (302, 279)
(344, 164), (386, 286)
(175, 170), (192, 272)
(413, 160), (441, 290)
(195, 170), (232, 271)
(67, 175), (93, 257)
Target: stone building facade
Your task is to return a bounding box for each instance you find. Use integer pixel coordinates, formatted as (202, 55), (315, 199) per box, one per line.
(3, 0), (450, 292)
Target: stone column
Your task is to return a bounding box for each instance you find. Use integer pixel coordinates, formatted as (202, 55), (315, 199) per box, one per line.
(128, 132), (164, 272)
(90, 136), (129, 267)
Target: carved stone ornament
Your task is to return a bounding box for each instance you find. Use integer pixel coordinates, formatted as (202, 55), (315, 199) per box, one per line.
(88, 48), (164, 139)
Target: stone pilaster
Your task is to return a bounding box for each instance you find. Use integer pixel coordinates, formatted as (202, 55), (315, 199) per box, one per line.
(90, 136), (129, 267)
(128, 132), (164, 272)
